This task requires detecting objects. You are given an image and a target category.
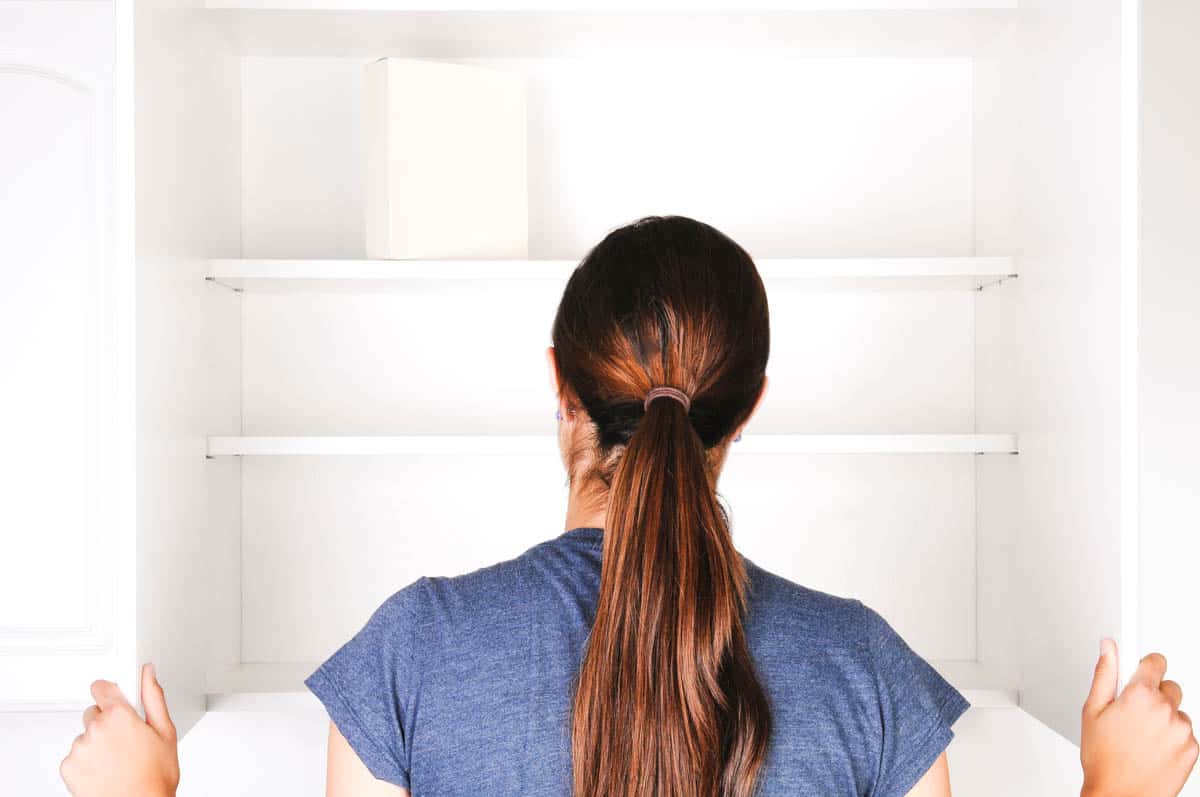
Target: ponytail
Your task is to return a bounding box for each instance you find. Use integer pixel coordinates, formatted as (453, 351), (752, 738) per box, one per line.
(570, 389), (771, 797)
(552, 214), (773, 796)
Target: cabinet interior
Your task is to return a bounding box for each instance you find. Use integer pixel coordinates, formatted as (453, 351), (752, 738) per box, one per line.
(134, 3), (1126, 746)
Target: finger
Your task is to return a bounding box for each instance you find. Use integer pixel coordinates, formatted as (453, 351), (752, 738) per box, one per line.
(60, 735), (84, 785)
(1084, 637), (1120, 719)
(141, 662), (175, 741)
(90, 680), (132, 713)
(81, 705), (99, 730)
(1128, 652), (1169, 692)
(1162, 680), (1184, 711)
(1179, 711), (1197, 760)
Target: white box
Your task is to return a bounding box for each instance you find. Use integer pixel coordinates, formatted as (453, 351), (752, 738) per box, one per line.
(364, 57), (528, 259)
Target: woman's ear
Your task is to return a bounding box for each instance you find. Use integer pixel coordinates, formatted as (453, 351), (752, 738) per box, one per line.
(546, 346), (560, 399)
(732, 374), (768, 441)
(755, 374), (769, 417)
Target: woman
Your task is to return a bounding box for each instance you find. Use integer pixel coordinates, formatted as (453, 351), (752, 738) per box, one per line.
(311, 213), (961, 796)
(62, 216), (1198, 797)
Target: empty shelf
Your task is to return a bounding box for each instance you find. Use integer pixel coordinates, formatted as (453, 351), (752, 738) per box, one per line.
(738, 433), (1016, 454)
(206, 658), (1017, 712)
(207, 1), (1018, 9)
(206, 434), (1018, 457)
(207, 257), (1016, 292)
(202, 5), (1020, 58)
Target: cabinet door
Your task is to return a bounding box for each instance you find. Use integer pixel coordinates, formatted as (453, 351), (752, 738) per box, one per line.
(1139, 12), (1200, 797)
(0, 1), (125, 706)
(1007, 0), (1136, 743)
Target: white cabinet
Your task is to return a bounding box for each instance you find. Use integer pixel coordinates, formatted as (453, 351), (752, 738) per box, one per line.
(147, 0), (1126, 744)
(7, 0), (1198, 789)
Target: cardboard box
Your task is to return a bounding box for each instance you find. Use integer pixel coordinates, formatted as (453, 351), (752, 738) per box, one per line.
(365, 58), (528, 259)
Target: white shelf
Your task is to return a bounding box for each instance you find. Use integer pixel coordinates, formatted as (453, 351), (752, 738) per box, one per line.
(208, 434), (557, 457)
(206, 658), (1017, 712)
(182, 705), (1081, 797)
(934, 660), (1020, 708)
(739, 433), (1017, 454)
(206, 1), (1018, 9)
(204, 6), (1019, 58)
(206, 433), (1017, 457)
(207, 257), (1017, 292)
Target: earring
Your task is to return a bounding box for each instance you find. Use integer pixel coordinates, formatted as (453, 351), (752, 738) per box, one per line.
(735, 432), (742, 442)
(555, 408), (562, 421)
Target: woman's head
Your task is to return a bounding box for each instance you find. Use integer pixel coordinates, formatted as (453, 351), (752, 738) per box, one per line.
(549, 215), (772, 797)
(548, 214), (770, 488)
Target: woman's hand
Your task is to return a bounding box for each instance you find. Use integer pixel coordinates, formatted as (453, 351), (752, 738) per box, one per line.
(1080, 639), (1198, 797)
(60, 662), (180, 797)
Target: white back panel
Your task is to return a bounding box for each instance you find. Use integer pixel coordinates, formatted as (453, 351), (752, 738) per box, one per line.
(241, 286), (976, 435)
(240, 55), (974, 258)
(241, 454), (566, 662)
(234, 44), (982, 680)
(240, 451), (976, 664)
(238, 282), (977, 666)
(721, 453), (977, 660)
(241, 57), (366, 258)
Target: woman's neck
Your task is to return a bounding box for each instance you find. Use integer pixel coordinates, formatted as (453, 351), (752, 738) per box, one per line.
(564, 477), (607, 531)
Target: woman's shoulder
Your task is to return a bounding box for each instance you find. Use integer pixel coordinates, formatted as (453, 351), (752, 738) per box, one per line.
(741, 557), (971, 796)
(740, 555), (957, 694)
(305, 548), (536, 712)
(369, 548), (532, 638)
(741, 556), (881, 651)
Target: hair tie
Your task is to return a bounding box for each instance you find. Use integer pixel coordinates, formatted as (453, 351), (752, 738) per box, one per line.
(643, 386), (691, 412)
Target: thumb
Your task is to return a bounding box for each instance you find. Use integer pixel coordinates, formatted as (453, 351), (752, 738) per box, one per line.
(141, 663), (176, 741)
(1083, 637), (1119, 721)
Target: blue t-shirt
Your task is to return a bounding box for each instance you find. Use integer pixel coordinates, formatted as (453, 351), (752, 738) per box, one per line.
(305, 526), (970, 795)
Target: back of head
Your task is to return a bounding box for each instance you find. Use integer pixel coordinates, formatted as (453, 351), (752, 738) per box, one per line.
(551, 215), (772, 797)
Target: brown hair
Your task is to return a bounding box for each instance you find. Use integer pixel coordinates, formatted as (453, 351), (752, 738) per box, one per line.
(551, 215), (772, 797)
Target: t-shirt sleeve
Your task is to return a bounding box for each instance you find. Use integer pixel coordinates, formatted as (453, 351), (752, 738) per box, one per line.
(858, 602), (971, 797)
(304, 576), (430, 789)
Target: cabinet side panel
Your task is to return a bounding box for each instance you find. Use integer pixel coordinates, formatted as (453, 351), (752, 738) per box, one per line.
(135, 0), (241, 736)
(972, 24), (1022, 702)
(1009, 0), (1127, 743)
(975, 281), (1021, 691)
(1139, 7), (1200, 794)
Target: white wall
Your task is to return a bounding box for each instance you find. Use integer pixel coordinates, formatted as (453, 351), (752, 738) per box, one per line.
(240, 54), (976, 259)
